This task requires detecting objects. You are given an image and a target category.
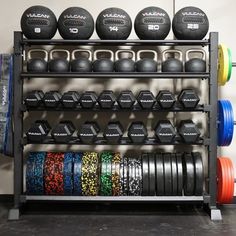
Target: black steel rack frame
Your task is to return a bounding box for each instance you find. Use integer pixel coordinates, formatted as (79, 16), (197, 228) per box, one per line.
(8, 31), (221, 220)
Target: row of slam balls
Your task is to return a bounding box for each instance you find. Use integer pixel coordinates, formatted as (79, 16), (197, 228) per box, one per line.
(21, 6), (209, 40)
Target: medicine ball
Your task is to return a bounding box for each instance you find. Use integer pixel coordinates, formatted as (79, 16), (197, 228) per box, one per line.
(172, 6), (209, 40)
(58, 7), (94, 39)
(21, 5), (57, 39)
(96, 8), (132, 40)
(134, 6), (171, 40)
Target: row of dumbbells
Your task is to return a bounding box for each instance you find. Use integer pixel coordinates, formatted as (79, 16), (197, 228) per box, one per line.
(26, 120), (201, 144)
(24, 89), (200, 110)
(26, 48), (206, 73)
(26, 151), (204, 196)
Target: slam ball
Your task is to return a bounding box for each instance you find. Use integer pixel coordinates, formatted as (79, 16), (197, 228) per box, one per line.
(134, 6), (171, 40)
(96, 7), (132, 40)
(21, 5), (57, 39)
(172, 6), (209, 40)
(58, 7), (94, 39)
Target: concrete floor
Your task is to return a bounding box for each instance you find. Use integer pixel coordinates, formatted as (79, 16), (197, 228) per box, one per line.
(0, 201), (236, 236)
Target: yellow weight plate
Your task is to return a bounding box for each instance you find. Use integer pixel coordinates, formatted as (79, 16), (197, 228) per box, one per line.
(218, 44), (229, 86)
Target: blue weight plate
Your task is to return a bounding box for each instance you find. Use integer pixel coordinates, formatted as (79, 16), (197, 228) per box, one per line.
(26, 153), (36, 194)
(64, 152), (74, 195)
(218, 100), (234, 146)
(73, 152), (83, 195)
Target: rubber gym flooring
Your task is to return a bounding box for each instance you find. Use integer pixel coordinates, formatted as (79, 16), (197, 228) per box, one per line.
(0, 200), (236, 236)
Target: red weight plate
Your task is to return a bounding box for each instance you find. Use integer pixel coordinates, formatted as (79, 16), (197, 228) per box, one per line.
(217, 157), (234, 204)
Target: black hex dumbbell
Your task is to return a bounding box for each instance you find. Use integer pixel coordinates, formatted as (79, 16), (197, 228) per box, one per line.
(78, 122), (100, 144)
(178, 89), (200, 109)
(61, 91), (80, 108)
(80, 91), (98, 109)
(156, 90), (176, 109)
(178, 120), (201, 143)
(24, 90), (44, 108)
(26, 120), (51, 143)
(104, 122), (124, 143)
(155, 120), (176, 143)
(117, 90), (136, 109)
(128, 122), (148, 143)
(137, 90), (156, 109)
(98, 90), (116, 109)
(51, 121), (75, 143)
(43, 91), (62, 108)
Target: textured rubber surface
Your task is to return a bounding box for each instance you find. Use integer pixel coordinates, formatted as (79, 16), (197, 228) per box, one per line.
(155, 153), (164, 196)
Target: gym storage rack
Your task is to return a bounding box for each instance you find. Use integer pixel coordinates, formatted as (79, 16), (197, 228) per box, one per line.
(9, 31), (220, 220)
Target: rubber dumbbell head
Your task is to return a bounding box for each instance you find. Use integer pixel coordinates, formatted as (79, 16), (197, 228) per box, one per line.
(178, 120), (201, 143)
(104, 122), (124, 143)
(24, 90), (44, 108)
(61, 91), (80, 108)
(137, 90), (156, 109)
(98, 90), (116, 109)
(178, 89), (200, 109)
(117, 90), (136, 109)
(80, 91), (98, 109)
(155, 120), (176, 143)
(26, 120), (51, 143)
(128, 122), (148, 143)
(51, 121), (75, 143)
(156, 90), (176, 109)
(43, 91), (62, 108)
(78, 122), (100, 144)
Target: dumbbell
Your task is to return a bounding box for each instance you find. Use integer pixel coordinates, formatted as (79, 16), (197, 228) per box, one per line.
(104, 122), (124, 143)
(27, 49), (48, 73)
(78, 122), (100, 144)
(178, 120), (201, 143)
(137, 90), (156, 109)
(128, 122), (148, 143)
(117, 90), (136, 109)
(48, 49), (70, 72)
(24, 90), (44, 108)
(43, 91), (62, 108)
(51, 121), (75, 143)
(79, 91), (98, 109)
(61, 91), (80, 108)
(136, 50), (158, 72)
(155, 120), (176, 143)
(98, 90), (116, 109)
(156, 90), (176, 109)
(178, 89), (200, 109)
(26, 120), (51, 143)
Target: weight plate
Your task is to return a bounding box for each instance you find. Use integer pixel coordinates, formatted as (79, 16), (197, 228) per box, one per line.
(34, 152), (46, 195)
(218, 44), (229, 86)
(227, 47), (232, 81)
(26, 153), (36, 194)
(44, 152), (64, 195)
(112, 153), (121, 196)
(142, 153), (149, 196)
(183, 153), (195, 196)
(163, 153), (172, 196)
(134, 157), (142, 196)
(171, 153), (178, 196)
(63, 152), (73, 195)
(192, 152), (204, 196)
(155, 153), (164, 196)
(81, 152), (99, 196)
(176, 153), (183, 196)
(100, 151), (113, 196)
(149, 153), (156, 196)
(73, 152), (83, 195)
(218, 100), (234, 146)
(123, 157), (129, 196)
(217, 157), (234, 204)
(128, 158), (136, 196)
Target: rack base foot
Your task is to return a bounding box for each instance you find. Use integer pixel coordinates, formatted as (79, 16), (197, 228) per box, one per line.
(210, 208), (222, 221)
(8, 208), (20, 220)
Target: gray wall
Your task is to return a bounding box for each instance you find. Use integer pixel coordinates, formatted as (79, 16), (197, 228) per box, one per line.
(0, 0), (235, 194)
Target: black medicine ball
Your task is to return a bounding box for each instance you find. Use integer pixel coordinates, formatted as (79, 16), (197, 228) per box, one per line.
(21, 5), (57, 39)
(172, 6), (209, 40)
(58, 7), (94, 39)
(96, 8), (132, 40)
(134, 6), (171, 40)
